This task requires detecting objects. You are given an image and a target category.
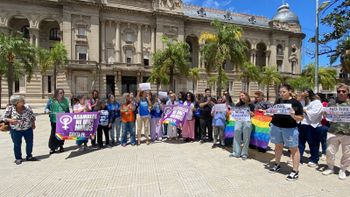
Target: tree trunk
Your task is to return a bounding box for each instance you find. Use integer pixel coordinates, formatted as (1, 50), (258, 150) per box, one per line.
(247, 79), (250, 93)
(7, 62), (14, 104)
(217, 67), (222, 97)
(156, 80), (160, 95)
(169, 66), (174, 92)
(53, 64), (57, 93)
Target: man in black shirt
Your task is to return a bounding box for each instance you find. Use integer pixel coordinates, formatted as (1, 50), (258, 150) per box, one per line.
(199, 89), (214, 143)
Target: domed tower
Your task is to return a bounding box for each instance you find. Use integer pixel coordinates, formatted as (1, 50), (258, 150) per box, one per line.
(269, 3), (301, 33)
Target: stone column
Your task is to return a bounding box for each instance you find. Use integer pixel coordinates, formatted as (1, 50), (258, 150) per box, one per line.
(101, 20), (106, 63)
(265, 50), (271, 67)
(115, 22), (121, 63)
(137, 24), (142, 64)
(151, 25), (155, 65)
(251, 49), (257, 65)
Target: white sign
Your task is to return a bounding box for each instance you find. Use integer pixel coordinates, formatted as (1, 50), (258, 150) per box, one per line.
(266, 104), (292, 115)
(139, 83), (151, 91)
(231, 107), (251, 122)
(324, 106), (350, 123)
(158, 91), (168, 99)
(214, 104), (227, 112)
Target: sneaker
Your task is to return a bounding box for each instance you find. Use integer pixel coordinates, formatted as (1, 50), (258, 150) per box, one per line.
(146, 141), (150, 145)
(14, 159), (22, 165)
(307, 162), (318, 168)
(286, 171), (299, 181)
(26, 157), (38, 161)
(122, 144), (127, 147)
(339, 170), (347, 180)
(229, 153), (240, 158)
(241, 155), (248, 160)
(322, 168), (334, 176)
(269, 164), (281, 173)
(49, 149), (56, 155)
(321, 154), (327, 161)
(211, 144), (216, 149)
(200, 140), (204, 144)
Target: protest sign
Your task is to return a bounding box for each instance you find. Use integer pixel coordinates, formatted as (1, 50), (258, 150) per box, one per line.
(158, 91), (168, 99)
(266, 104), (292, 115)
(161, 105), (190, 127)
(214, 104), (227, 112)
(324, 106), (350, 123)
(56, 112), (100, 140)
(230, 107), (251, 122)
(139, 83), (151, 91)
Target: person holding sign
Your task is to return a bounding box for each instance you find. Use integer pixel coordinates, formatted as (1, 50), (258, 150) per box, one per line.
(269, 84), (303, 181)
(121, 93), (136, 147)
(298, 89), (324, 168)
(136, 90), (152, 145)
(73, 95), (92, 151)
(150, 94), (163, 141)
(211, 97), (228, 148)
(229, 91), (254, 160)
(322, 83), (350, 180)
(166, 93), (179, 139)
(95, 100), (113, 148)
(45, 88), (70, 154)
(182, 92), (196, 141)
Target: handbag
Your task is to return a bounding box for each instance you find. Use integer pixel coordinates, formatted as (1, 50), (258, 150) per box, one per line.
(0, 121), (9, 132)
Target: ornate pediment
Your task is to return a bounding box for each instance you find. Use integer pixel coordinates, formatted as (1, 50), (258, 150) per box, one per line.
(159, 0), (183, 11)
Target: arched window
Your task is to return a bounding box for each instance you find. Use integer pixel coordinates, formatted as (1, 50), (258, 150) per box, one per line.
(21, 25), (30, 39)
(50, 28), (60, 41)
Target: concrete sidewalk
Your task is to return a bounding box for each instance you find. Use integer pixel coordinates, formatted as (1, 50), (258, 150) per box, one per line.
(0, 114), (349, 197)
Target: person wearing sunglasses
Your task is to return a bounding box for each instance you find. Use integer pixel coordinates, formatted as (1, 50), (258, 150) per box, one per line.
(322, 83), (350, 180)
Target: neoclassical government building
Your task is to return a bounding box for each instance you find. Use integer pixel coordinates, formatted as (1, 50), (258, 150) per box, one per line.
(0, 0), (304, 104)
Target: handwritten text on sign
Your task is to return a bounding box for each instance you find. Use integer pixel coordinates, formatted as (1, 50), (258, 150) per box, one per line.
(231, 107), (251, 122)
(324, 107), (350, 123)
(266, 104), (292, 115)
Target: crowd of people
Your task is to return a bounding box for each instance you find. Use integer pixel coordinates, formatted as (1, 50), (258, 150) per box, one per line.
(1, 83), (349, 182)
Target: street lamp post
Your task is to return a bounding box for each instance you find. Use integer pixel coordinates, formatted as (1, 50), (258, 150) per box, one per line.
(315, 0), (330, 93)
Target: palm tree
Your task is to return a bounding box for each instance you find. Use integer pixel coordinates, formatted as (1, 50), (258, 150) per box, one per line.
(0, 33), (37, 104)
(200, 20), (246, 96)
(330, 37), (350, 73)
(302, 63), (337, 91)
(260, 67), (282, 100)
(189, 67), (200, 93)
(239, 62), (261, 93)
(49, 42), (68, 92)
(151, 36), (190, 91)
(148, 63), (169, 95)
(286, 76), (311, 91)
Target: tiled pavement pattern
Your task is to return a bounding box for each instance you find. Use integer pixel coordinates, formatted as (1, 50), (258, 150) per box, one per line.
(0, 106), (349, 197)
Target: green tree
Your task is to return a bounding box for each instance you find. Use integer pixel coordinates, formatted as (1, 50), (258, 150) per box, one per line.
(148, 63), (169, 94)
(0, 33), (37, 104)
(200, 20), (246, 96)
(302, 63), (337, 90)
(239, 62), (261, 93)
(151, 36), (190, 91)
(260, 67), (282, 100)
(286, 76), (311, 91)
(318, 0), (350, 72)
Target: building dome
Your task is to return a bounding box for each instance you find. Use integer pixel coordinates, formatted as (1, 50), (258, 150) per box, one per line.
(272, 4), (299, 24)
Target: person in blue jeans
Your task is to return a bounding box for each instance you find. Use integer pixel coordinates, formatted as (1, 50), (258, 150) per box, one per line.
(107, 94), (121, 145)
(120, 93), (136, 146)
(1, 95), (37, 165)
(269, 84), (304, 181)
(230, 91), (254, 160)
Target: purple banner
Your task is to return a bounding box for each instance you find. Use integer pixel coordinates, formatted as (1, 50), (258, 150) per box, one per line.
(161, 105), (190, 127)
(56, 112), (100, 140)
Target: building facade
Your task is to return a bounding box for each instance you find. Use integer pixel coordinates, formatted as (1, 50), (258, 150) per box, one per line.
(0, 0), (304, 105)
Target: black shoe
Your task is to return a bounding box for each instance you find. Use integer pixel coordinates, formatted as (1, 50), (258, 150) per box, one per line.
(49, 150), (56, 155)
(269, 164), (281, 173)
(286, 170), (299, 181)
(200, 139), (204, 144)
(211, 144), (216, 149)
(14, 159), (22, 165)
(26, 157), (38, 161)
(59, 147), (64, 153)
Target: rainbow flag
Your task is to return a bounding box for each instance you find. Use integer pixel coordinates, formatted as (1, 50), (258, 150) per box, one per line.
(224, 112), (272, 149)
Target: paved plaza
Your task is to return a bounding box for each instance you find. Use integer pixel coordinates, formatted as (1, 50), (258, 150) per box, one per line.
(0, 106), (349, 197)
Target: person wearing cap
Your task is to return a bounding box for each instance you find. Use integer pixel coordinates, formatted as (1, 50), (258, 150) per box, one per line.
(1, 95), (37, 165)
(253, 91), (272, 111)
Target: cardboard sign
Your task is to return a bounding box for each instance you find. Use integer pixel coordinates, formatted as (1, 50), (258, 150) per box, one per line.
(266, 104), (292, 115)
(214, 104), (227, 112)
(139, 83), (151, 91)
(158, 91), (168, 99)
(324, 106), (350, 123)
(231, 107), (251, 122)
(161, 105), (190, 127)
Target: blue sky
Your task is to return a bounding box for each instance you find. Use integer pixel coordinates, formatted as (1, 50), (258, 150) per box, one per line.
(183, 0), (338, 69)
